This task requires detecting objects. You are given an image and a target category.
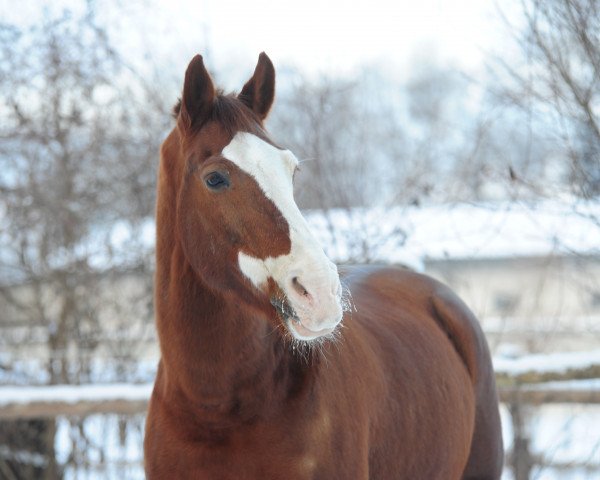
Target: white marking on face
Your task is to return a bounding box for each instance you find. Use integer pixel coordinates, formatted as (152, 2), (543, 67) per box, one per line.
(222, 132), (342, 340)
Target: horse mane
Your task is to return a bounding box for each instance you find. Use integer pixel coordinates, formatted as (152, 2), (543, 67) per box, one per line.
(172, 91), (275, 144)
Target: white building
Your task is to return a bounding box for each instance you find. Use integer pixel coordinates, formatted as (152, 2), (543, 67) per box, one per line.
(306, 201), (600, 354)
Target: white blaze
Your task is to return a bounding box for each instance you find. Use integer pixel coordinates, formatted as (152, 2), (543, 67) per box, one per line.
(222, 132), (342, 340)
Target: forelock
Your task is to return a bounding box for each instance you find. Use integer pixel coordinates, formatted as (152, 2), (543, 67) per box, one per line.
(173, 92), (277, 146)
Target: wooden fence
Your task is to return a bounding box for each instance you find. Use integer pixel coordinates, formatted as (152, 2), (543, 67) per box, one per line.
(0, 351), (599, 479)
(0, 381), (598, 420)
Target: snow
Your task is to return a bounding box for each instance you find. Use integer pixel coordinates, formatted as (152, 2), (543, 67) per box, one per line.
(0, 361), (596, 410)
(303, 200), (600, 267)
(0, 383), (153, 406)
(0, 350), (598, 407)
(524, 378), (600, 392)
(528, 404), (600, 473)
(123, 200), (600, 269)
(87, 200), (598, 274)
(109, 201), (600, 270)
(494, 350), (600, 377)
(500, 404), (600, 480)
(3, 200), (598, 282)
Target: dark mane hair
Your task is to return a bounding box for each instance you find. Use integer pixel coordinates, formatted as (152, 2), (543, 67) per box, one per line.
(172, 92), (275, 143)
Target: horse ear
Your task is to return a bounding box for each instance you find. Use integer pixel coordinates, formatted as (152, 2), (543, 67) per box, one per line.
(178, 54), (215, 132)
(238, 52), (275, 121)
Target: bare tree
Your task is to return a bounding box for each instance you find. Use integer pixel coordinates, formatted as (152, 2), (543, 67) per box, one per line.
(269, 68), (400, 209)
(0, 2), (168, 477)
(267, 68), (413, 263)
(485, 3), (600, 477)
(494, 0), (600, 198)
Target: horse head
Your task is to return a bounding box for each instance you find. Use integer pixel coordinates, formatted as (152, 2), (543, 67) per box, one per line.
(171, 53), (343, 341)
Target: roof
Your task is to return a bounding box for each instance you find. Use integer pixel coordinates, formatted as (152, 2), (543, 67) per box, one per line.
(303, 200), (600, 270)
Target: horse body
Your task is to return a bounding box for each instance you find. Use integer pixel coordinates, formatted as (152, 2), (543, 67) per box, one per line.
(144, 53), (503, 479)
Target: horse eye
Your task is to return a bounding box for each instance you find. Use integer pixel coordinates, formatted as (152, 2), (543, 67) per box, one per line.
(204, 171), (230, 190)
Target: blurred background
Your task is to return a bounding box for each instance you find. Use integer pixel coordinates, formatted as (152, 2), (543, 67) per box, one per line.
(0, 0), (598, 478)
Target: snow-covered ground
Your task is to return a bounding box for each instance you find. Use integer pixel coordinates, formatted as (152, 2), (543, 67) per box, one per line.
(55, 414), (146, 480)
(500, 404), (600, 480)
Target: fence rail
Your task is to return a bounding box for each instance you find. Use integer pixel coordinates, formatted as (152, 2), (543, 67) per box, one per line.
(0, 383), (151, 419)
(0, 381), (598, 420)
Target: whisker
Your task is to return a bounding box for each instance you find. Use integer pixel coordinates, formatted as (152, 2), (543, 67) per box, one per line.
(296, 157), (317, 165)
(340, 280), (356, 317)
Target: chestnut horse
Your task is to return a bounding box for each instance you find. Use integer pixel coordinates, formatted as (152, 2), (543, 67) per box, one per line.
(144, 53), (503, 479)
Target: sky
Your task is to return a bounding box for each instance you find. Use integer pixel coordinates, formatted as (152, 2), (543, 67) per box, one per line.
(144, 0), (504, 84)
(1, 0), (508, 88)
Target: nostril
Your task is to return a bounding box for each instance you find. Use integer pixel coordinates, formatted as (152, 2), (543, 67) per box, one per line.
(291, 276), (310, 298)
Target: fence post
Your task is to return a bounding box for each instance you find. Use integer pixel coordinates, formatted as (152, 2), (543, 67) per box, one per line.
(508, 387), (533, 480)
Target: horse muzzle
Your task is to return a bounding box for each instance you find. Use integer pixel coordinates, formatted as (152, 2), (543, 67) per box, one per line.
(276, 263), (343, 341)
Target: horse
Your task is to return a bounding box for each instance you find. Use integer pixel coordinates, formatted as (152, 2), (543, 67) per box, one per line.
(144, 52), (504, 479)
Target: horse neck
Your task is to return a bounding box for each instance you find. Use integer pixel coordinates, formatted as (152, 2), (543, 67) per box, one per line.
(154, 138), (311, 423)
(154, 246), (311, 424)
